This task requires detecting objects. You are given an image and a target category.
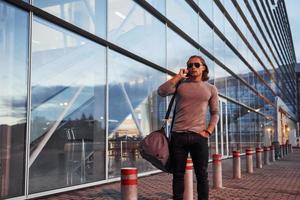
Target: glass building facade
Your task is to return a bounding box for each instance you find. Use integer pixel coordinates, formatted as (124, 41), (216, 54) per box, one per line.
(0, 0), (298, 199)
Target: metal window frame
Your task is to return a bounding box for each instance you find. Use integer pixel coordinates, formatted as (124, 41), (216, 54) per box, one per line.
(2, 0), (291, 199)
(5, 0), (276, 110)
(186, 0), (277, 97)
(256, 0), (294, 91)
(262, 0), (297, 108)
(244, 0), (296, 108)
(231, 0), (291, 103)
(280, 0), (297, 62)
(132, 0), (276, 109)
(264, 0), (295, 85)
(266, 3), (297, 106)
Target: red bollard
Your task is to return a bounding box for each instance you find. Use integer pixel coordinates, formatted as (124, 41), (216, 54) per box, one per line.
(213, 154), (222, 189)
(281, 145), (285, 158)
(121, 168), (138, 200)
(264, 147), (270, 165)
(270, 145), (275, 162)
(184, 158), (193, 200)
(246, 148), (253, 173)
(233, 150), (241, 179)
(256, 147), (263, 168)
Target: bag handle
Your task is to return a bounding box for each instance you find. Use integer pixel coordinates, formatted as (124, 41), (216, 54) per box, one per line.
(162, 80), (182, 128)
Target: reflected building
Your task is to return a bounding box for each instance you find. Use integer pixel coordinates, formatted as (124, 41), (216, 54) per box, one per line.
(0, 0), (298, 199)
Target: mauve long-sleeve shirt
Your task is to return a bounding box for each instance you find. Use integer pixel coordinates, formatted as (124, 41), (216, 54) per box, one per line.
(158, 79), (219, 134)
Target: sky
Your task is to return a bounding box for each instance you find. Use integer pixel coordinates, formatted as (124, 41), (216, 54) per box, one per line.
(285, 0), (300, 63)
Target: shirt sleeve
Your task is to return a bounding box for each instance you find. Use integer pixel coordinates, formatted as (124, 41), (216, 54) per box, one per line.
(157, 80), (176, 97)
(208, 85), (219, 131)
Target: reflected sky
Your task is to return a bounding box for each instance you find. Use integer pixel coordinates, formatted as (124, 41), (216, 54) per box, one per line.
(0, 2), (28, 126)
(285, 0), (300, 62)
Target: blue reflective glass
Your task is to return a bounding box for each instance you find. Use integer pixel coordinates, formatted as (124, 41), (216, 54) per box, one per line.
(0, 2), (28, 199)
(167, 0), (198, 41)
(146, 0), (165, 15)
(167, 28), (198, 73)
(29, 17), (106, 193)
(108, 0), (166, 67)
(33, 0), (106, 38)
(108, 50), (166, 178)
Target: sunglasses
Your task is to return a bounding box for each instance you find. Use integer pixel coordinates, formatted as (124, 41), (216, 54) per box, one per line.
(187, 62), (205, 68)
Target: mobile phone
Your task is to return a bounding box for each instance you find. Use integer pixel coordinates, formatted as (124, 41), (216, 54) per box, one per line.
(186, 71), (192, 77)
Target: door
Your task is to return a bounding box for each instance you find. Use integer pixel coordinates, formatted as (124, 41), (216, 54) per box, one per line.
(208, 97), (228, 159)
(216, 98), (229, 158)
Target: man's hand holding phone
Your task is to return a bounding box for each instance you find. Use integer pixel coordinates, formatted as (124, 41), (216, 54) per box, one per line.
(178, 68), (190, 79)
(169, 68), (190, 85)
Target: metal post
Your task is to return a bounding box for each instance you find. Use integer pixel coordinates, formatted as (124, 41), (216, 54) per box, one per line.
(184, 158), (193, 200)
(281, 145), (285, 158)
(233, 150), (241, 179)
(270, 145), (275, 162)
(213, 154), (222, 189)
(264, 146), (270, 165)
(256, 147), (263, 168)
(246, 148), (253, 173)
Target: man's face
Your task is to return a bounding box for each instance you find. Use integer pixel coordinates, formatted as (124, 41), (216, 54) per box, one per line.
(186, 57), (206, 78)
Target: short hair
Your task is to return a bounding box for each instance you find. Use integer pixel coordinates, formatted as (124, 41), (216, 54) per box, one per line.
(187, 55), (209, 81)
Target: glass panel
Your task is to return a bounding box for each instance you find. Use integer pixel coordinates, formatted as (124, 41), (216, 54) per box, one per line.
(214, 64), (228, 96)
(33, 0), (106, 38)
(145, 0), (165, 15)
(240, 107), (252, 152)
(213, 33), (225, 64)
(198, 0), (213, 18)
(227, 76), (239, 101)
(108, 0), (166, 67)
(199, 18), (213, 53)
(167, 28), (198, 73)
(213, 1), (225, 36)
(0, 2), (28, 199)
(167, 0), (198, 41)
(108, 50), (166, 178)
(29, 17), (106, 193)
(228, 102), (240, 155)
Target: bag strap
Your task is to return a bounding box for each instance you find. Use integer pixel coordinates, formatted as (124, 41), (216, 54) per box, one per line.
(162, 80), (182, 128)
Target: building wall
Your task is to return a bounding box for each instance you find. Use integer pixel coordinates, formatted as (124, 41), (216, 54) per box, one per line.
(0, 0), (297, 199)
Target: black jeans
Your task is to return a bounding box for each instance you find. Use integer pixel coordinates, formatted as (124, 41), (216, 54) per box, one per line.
(170, 131), (209, 200)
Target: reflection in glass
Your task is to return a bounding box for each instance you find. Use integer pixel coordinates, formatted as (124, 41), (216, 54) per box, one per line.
(227, 76), (239, 101)
(29, 17), (106, 193)
(213, 32), (225, 64)
(167, 0), (198, 41)
(146, 0), (165, 15)
(228, 102), (240, 154)
(0, 2), (28, 199)
(214, 64), (228, 96)
(198, 0), (212, 18)
(240, 107), (252, 152)
(108, 50), (166, 178)
(167, 28), (198, 72)
(199, 18), (213, 53)
(108, 0), (165, 66)
(33, 0), (106, 38)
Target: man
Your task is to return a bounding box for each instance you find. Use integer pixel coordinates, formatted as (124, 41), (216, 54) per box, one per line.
(158, 55), (219, 200)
